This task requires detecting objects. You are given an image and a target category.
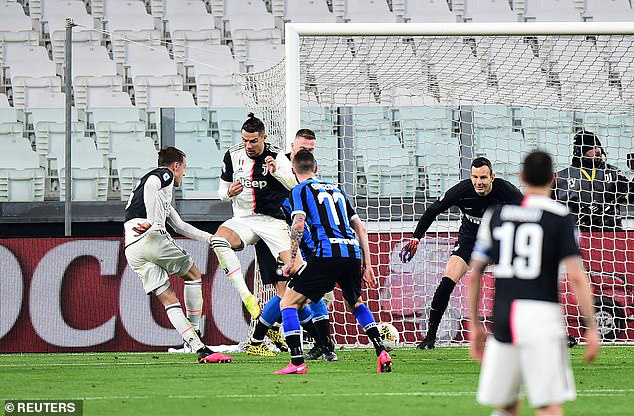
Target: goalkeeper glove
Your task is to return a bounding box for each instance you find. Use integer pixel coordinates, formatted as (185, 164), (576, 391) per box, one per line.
(399, 238), (419, 263)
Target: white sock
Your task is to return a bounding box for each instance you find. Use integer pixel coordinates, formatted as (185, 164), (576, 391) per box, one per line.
(165, 303), (204, 351)
(184, 280), (203, 332)
(491, 410), (514, 416)
(211, 236), (252, 300)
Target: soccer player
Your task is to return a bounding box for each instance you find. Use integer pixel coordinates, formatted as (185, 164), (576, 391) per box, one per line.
(400, 157), (523, 349)
(469, 150), (600, 416)
(124, 147), (232, 364)
(210, 113), (301, 319)
(274, 150), (392, 375)
(246, 129), (337, 360)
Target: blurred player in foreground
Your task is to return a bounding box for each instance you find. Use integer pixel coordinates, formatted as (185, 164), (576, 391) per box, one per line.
(124, 147), (232, 364)
(401, 157), (523, 349)
(275, 150), (391, 375)
(469, 150), (600, 416)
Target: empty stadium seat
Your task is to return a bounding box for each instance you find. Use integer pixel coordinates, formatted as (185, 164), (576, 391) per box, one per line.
(463, 0), (517, 22)
(105, 2), (161, 64)
(313, 133), (338, 184)
(272, 0), (337, 23)
(6, 46), (61, 108)
(27, 92), (65, 108)
(147, 91), (196, 108)
(0, 137), (45, 202)
(244, 42), (284, 72)
(0, 1), (39, 64)
(89, 92), (133, 107)
(89, 107), (145, 154)
(72, 44), (123, 108)
(57, 136), (108, 201)
(402, 0), (457, 22)
(44, 2), (101, 65)
(518, 107), (574, 168)
(214, 107), (247, 150)
(115, 137), (158, 200)
(126, 45), (184, 107)
(0, 93), (10, 108)
(188, 45), (243, 107)
(335, 0), (399, 22)
(523, 0), (582, 22)
(584, 0), (634, 21)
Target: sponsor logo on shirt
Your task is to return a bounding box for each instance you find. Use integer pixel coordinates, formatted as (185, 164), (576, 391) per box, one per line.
(239, 177), (268, 189)
(311, 183), (338, 191)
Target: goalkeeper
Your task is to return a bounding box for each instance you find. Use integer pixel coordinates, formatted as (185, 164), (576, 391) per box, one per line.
(400, 157), (523, 349)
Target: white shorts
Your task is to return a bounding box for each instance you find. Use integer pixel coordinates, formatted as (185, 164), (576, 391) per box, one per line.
(478, 301), (576, 408)
(124, 229), (194, 295)
(221, 215), (291, 260)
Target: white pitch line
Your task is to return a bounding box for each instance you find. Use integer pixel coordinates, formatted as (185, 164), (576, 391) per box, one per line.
(0, 361), (192, 368)
(2, 389), (630, 402)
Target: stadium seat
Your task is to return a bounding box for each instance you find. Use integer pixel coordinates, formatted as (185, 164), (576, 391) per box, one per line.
(463, 0), (518, 22)
(214, 107), (247, 150)
(126, 45), (185, 107)
(57, 136), (108, 201)
(176, 128), (223, 198)
(313, 133), (338, 184)
(6, 46), (61, 108)
(89, 107), (145, 154)
(545, 38), (606, 84)
(334, 0), (399, 23)
(0, 1), (39, 65)
(244, 42), (284, 72)
(89, 92), (133, 107)
(518, 107), (574, 168)
(72, 44), (123, 108)
(366, 163), (416, 197)
(0, 93), (10, 108)
(523, 0), (582, 22)
(115, 137), (158, 200)
(271, 0), (337, 23)
(44, 2), (101, 65)
(402, 0), (457, 22)
(146, 91), (196, 108)
(27, 92), (65, 108)
(106, 3), (161, 64)
(188, 45), (243, 107)
(584, 0), (634, 21)
(0, 137), (45, 202)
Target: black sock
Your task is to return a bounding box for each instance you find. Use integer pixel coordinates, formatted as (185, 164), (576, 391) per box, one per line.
(251, 319), (271, 343)
(365, 325), (385, 356)
(285, 334), (304, 365)
(314, 318), (334, 352)
(427, 276), (456, 339)
(301, 320), (321, 347)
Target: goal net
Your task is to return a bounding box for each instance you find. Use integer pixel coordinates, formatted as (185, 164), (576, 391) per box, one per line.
(239, 23), (634, 347)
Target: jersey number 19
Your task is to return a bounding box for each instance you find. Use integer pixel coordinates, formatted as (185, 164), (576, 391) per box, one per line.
(493, 222), (543, 280)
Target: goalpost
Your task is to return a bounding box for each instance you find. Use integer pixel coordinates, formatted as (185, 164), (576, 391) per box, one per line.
(241, 22), (634, 347)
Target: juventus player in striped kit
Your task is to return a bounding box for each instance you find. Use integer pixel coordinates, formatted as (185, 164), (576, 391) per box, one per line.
(124, 147), (232, 363)
(469, 150), (600, 416)
(211, 114), (300, 318)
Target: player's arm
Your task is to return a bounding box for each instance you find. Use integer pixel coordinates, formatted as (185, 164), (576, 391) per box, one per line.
(266, 152), (298, 190)
(400, 181), (464, 263)
(132, 174), (162, 236)
(217, 151), (243, 201)
(468, 209), (494, 363)
(350, 216), (377, 289)
(167, 209), (213, 244)
(502, 179), (524, 203)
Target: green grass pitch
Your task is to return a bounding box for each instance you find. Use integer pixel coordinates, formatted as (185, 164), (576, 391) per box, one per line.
(1, 347), (632, 415)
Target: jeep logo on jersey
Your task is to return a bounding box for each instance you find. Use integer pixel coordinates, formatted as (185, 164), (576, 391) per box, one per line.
(238, 177), (268, 189)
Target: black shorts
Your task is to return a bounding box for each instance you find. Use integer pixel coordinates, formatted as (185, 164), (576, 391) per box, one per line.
(255, 239), (287, 285)
(288, 257), (361, 306)
(451, 234), (476, 264)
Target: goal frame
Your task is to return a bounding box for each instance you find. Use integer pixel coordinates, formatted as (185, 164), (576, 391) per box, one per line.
(284, 21), (634, 148)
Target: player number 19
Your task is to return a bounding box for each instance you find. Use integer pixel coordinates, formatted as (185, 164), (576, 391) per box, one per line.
(492, 222), (543, 279)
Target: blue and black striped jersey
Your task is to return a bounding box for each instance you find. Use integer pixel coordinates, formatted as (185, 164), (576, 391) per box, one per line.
(281, 198), (315, 260)
(289, 178), (361, 259)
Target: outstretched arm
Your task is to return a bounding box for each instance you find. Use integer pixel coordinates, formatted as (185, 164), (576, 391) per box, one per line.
(167, 209), (213, 243)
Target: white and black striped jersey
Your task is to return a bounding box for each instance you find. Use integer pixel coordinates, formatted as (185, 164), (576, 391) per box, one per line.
(220, 142), (295, 218)
(472, 195), (580, 343)
(124, 168), (212, 247)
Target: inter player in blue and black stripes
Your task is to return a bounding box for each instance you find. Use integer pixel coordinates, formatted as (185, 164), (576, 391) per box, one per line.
(275, 149), (392, 375)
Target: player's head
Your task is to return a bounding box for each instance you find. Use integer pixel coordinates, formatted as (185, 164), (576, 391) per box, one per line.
(241, 112), (266, 158)
(158, 146), (186, 187)
(291, 128), (316, 159)
(470, 157), (494, 196)
(292, 149), (317, 179)
(573, 130), (604, 166)
(521, 150), (554, 191)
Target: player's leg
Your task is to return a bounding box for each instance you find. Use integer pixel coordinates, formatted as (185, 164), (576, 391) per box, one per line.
(476, 336), (522, 415)
(535, 405), (562, 416)
(304, 299), (337, 361)
(419, 237), (472, 350)
(275, 286), (309, 374)
(210, 219), (260, 318)
(181, 264), (203, 335)
(246, 290), (282, 357)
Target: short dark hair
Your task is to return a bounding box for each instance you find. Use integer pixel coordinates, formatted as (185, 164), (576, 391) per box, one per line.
(471, 157), (493, 175)
(296, 128), (316, 141)
(158, 146), (185, 166)
(522, 150), (553, 187)
(293, 149), (316, 174)
(242, 112), (265, 135)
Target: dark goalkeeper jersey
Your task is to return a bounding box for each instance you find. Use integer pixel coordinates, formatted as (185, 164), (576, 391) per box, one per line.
(413, 178), (524, 240)
(472, 195), (580, 343)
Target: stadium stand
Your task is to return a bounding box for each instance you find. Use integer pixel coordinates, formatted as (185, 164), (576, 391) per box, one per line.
(401, 0), (457, 23)
(272, 0), (338, 23)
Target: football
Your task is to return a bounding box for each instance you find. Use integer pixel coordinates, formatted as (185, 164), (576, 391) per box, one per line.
(379, 322), (400, 351)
